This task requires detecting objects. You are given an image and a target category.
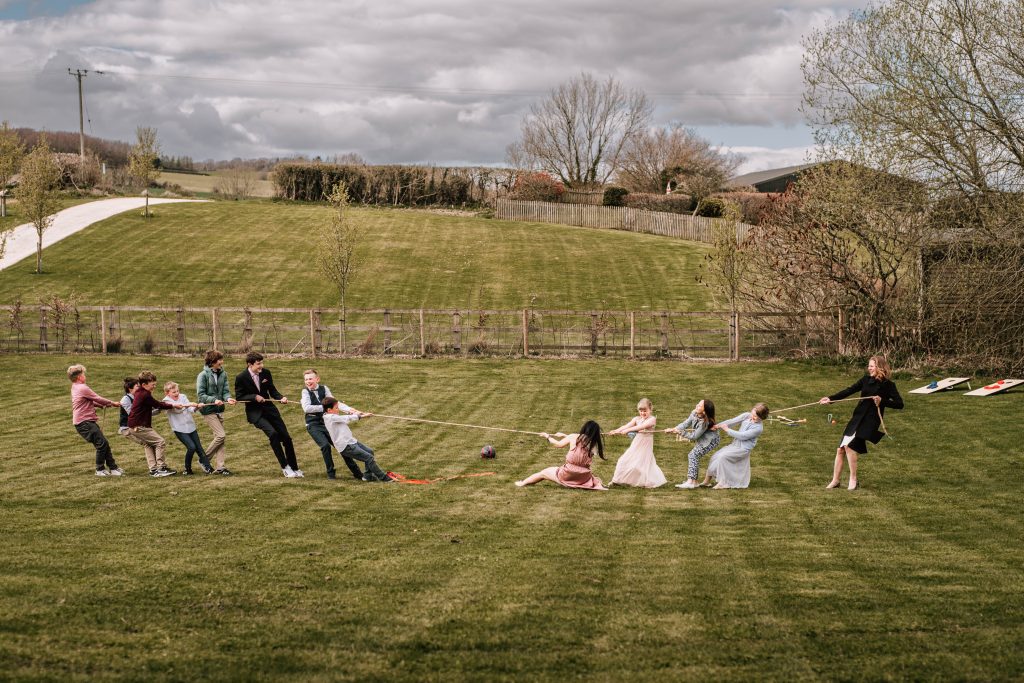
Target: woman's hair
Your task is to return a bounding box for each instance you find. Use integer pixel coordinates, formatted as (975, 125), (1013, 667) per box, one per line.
(637, 397), (653, 412)
(123, 377), (139, 393)
(163, 381), (178, 393)
(870, 355), (892, 381)
(701, 399), (716, 428)
(578, 420), (605, 460)
(753, 403), (770, 419)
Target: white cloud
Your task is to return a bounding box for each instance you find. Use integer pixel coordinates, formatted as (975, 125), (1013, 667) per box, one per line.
(0, 0), (865, 162)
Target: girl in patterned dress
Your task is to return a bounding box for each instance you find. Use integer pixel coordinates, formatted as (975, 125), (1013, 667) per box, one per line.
(515, 420), (607, 490)
(665, 398), (719, 489)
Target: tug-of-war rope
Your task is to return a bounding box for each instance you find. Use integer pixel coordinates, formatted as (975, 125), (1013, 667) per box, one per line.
(125, 394), (888, 439)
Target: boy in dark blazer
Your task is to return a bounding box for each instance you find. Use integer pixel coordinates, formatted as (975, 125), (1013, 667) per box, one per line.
(234, 351), (303, 478)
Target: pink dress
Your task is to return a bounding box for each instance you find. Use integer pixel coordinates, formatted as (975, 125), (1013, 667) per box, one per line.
(611, 418), (667, 488)
(556, 438), (605, 489)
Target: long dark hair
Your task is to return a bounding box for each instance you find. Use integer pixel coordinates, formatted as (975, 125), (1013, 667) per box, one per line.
(578, 420), (605, 460)
(702, 399), (716, 429)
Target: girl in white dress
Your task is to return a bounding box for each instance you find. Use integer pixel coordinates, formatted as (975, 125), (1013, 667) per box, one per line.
(609, 398), (667, 488)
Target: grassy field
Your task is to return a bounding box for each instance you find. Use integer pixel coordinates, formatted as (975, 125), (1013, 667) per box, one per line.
(0, 201), (712, 311)
(157, 171), (276, 198)
(1, 353), (1022, 681)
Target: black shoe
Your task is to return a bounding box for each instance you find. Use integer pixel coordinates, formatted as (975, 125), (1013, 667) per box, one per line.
(214, 468), (233, 476)
(380, 474), (397, 483)
(361, 472), (375, 482)
(353, 472), (364, 480)
(183, 469), (194, 476)
(326, 472), (337, 480)
(202, 464), (215, 475)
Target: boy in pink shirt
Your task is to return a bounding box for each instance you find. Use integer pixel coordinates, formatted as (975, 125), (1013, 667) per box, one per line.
(68, 364), (123, 476)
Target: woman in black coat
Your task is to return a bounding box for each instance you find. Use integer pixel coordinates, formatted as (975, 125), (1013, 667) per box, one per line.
(819, 355), (903, 490)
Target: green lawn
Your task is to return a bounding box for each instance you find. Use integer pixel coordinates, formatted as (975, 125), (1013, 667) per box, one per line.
(1, 354), (1022, 681)
(157, 171), (276, 198)
(0, 201), (712, 311)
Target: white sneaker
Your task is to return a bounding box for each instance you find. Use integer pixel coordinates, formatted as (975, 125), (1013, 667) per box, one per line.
(282, 466), (298, 478)
(293, 469), (305, 478)
(675, 481), (699, 489)
(95, 469), (111, 477)
(109, 468), (124, 476)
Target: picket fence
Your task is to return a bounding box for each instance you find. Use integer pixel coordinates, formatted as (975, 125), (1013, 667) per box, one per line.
(0, 304), (840, 361)
(495, 199), (754, 243)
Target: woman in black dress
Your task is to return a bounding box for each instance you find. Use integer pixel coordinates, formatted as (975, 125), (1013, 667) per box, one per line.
(819, 355), (903, 490)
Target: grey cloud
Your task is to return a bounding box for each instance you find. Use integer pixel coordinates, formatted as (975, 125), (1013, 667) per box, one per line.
(0, 0), (865, 164)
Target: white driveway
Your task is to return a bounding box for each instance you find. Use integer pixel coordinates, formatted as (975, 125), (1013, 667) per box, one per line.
(0, 198), (207, 271)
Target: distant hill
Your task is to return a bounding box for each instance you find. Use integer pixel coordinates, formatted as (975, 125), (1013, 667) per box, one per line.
(13, 128), (131, 166)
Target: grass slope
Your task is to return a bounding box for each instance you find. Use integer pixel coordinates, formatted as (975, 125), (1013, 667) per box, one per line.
(157, 171), (276, 198)
(1, 354), (1022, 681)
(0, 201), (711, 311)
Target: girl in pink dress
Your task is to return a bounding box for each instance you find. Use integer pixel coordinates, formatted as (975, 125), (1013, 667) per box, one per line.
(609, 398), (667, 488)
(515, 421), (607, 490)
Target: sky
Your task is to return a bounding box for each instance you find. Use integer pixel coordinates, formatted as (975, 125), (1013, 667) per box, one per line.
(0, 0), (864, 174)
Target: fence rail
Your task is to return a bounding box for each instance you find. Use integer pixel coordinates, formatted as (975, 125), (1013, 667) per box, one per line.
(495, 199), (754, 243)
(0, 304), (841, 360)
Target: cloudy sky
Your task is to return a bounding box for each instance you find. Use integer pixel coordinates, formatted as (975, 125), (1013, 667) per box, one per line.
(0, 0), (864, 173)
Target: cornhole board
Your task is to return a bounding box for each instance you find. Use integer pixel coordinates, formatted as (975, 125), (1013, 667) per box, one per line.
(909, 377), (971, 394)
(964, 379), (1024, 396)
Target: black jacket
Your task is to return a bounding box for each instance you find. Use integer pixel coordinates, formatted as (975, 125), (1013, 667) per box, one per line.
(829, 374), (903, 444)
(234, 368), (284, 425)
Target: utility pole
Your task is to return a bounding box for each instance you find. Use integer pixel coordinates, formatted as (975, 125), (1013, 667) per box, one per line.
(68, 69), (87, 157)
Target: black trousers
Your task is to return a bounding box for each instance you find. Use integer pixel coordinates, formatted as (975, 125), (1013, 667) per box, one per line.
(306, 422), (362, 478)
(252, 412), (298, 470)
(75, 420), (117, 470)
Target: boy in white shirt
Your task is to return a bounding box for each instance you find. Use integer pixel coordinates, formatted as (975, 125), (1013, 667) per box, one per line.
(162, 381), (212, 475)
(300, 369), (364, 480)
(321, 397), (395, 482)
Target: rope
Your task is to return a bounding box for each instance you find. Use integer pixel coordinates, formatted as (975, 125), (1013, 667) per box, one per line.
(371, 413), (547, 437)
(771, 396), (890, 437)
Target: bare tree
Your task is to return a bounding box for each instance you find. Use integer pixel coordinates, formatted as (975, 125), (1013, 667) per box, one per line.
(214, 167), (258, 199)
(511, 73), (652, 188)
(618, 125), (742, 202)
(315, 181), (364, 350)
(799, 0), (1024, 366)
(127, 126), (160, 191)
(803, 0), (1024, 199)
(18, 137), (62, 274)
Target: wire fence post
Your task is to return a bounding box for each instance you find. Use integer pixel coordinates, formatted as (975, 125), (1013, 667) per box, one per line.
(522, 309), (529, 357)
(629, 311), (636, 359)
(100, 307), (107, 354)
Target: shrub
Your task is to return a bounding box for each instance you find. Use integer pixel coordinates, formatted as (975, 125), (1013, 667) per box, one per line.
(714, 192), (777, 224)
(695, 197), (726, 218)
(272, 162), (483, 206)
(105, 336), (123, 353)
(623, 193), (695, 214)
(510, 172), (564, 202)
(602, 186), (629, 206)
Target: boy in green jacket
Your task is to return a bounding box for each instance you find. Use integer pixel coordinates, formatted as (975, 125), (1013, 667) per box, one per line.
(196, 350), (236, 475)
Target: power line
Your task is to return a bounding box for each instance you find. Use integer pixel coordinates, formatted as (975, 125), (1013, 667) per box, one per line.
(41, 68), (805, 100)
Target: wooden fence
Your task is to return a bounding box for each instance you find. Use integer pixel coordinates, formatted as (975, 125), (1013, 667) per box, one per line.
(0, 305), (840, 360)
(495, 199), (754, 244)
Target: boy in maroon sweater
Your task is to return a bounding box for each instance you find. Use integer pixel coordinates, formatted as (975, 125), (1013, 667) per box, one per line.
(127, 370), (188, 477)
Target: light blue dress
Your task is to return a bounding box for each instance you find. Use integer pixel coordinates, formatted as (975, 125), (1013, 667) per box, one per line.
(705, 413), (763, 488)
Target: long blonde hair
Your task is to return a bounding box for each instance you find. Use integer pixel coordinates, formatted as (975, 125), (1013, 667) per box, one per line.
(870, 355), (892, 381)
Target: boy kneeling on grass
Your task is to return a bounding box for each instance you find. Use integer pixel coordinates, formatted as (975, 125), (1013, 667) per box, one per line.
(321, 397), (395, 482)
